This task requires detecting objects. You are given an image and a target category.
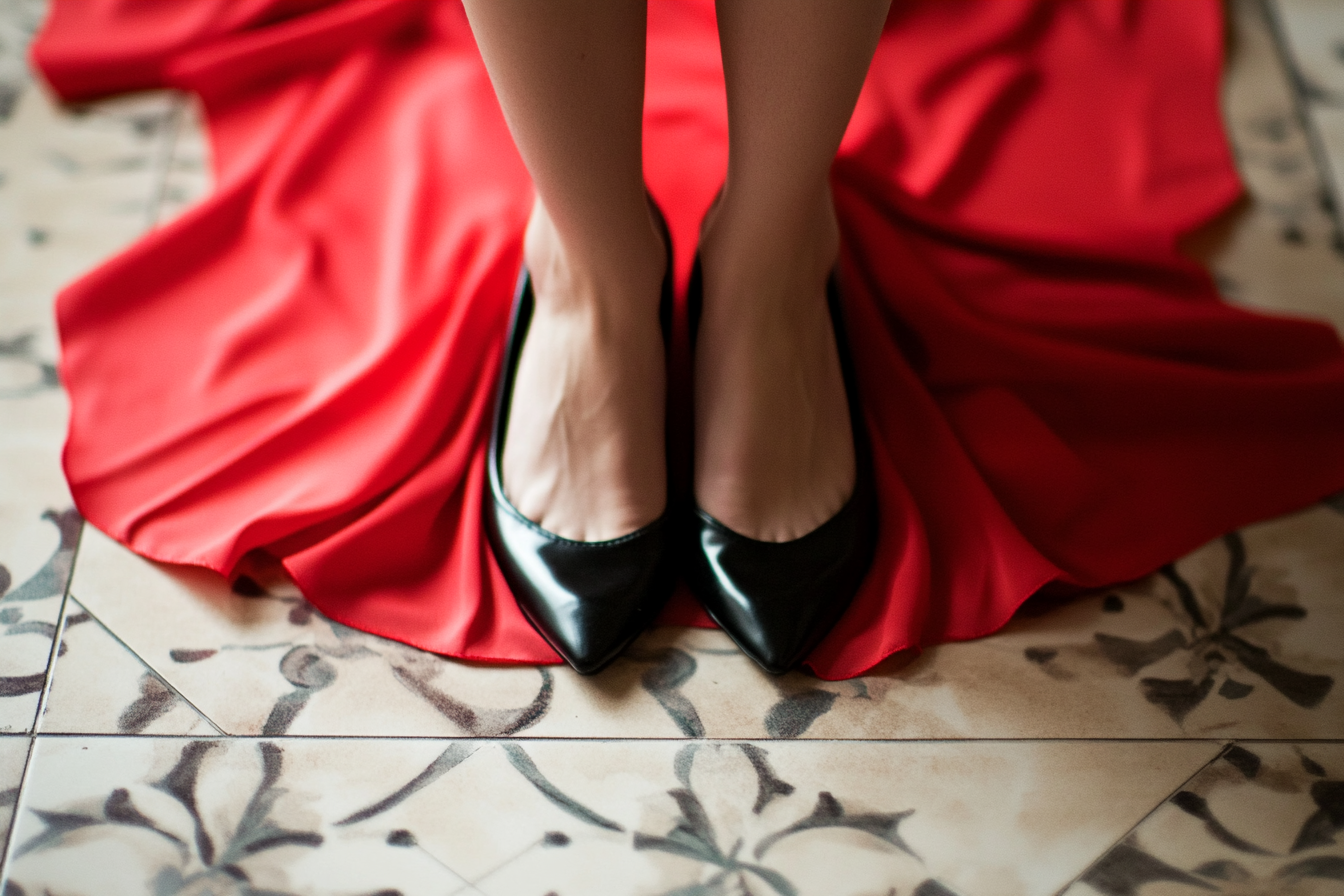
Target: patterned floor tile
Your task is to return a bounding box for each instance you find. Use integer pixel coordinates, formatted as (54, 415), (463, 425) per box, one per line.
(1194, 0), (1344, 334)
(1268, 0), (1344, 250)
(0, 0), (46, 122)
(0, 734), (30, 870)
(1, 36), (178, 737)
(3, 736), (1218, 896)
(39, 599), (219, 736)
(68, 526), (687, 738)
(67, 503), (1344, 742)
(4, 736), (481, 896)
(777, 506), (1344, 742)
(1271, 0), (1344, 98)
(1312, 106), (1344, 213)
(0, 508), (77, 733)
(968, 506), (1344, 740)
(1064, 742), (1344, 896)
(0, 85), (177, 322)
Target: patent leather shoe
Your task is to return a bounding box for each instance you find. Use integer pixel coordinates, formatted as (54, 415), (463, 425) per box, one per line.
(685, 260), (877, 674)
(485, 211), (676, 675)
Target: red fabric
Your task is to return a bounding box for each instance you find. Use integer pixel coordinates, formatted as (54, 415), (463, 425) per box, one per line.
(34, 0), (1344, 679)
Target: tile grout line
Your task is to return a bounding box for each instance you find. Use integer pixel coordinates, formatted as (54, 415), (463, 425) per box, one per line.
(0, 735), (37, 883)
(28, 521), (80, 735)
(16, 733), (1340, 744)
(458, 836), (547, 896)
(65, 597), (228, 737)
(3, 513), (83, 882)
(1049, 740), (1235, 896)
(1261, 0), (1344, 232)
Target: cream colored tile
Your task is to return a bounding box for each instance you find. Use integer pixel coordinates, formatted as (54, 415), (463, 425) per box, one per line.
(5, 736), (481, 896)
(0, 84), (176, 335)
(69, 503), (1344, 742)
(821, 505), (1344, 741)
(3, 737), (1217, 896)
(1065, 743), (1344, 896)
(70, 524), (823, 740)
(69, 526), (709, 738)
(1271, 0), (1344, 97)
(0, 1), (46, 106)
(466, 740), (1219, 896)
(0, 508), (78, 733)
(0, 734), (30, 865)
(1198, 0), (1344, 334)
(66, 521), (781, 740)
(1311, 106), (1344, 216)
(1, 16), (173, 738)
(39, 599), (218, 736)
(1, 316), (74, 738)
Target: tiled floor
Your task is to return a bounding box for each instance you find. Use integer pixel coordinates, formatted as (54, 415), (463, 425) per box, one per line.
(3, 1), (1344, 894)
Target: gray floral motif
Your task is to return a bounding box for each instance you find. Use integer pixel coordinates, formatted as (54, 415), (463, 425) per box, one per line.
(11, 740), (323, 896)
(1076, 744), (1344, 896)
(628, 647), (707, 738)
(628, 643), (860, 740)
(0, 332), (59, 397)
(0, 508), (80, 607)
(1025, 532), (1333, 724)
(167, 576), (554, 737)
(117, 671), (185, 734)
(1, 508), (81, 699)
(0, 0), (44, 122)
(633, 744), (953, 896)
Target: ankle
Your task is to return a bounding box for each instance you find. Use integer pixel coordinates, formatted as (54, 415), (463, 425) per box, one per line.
(524, 200), (666, 320)
(696, 187), (838, 319)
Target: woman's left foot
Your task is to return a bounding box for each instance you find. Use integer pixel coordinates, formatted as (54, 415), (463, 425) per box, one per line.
(693, 188), (856, 544)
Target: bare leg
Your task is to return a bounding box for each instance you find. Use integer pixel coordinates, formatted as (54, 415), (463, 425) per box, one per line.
(463, 0), (667, 541)
(696, 0), (889, 542)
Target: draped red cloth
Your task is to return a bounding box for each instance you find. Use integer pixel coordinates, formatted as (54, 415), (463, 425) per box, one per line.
(34, 0), (1344, 679)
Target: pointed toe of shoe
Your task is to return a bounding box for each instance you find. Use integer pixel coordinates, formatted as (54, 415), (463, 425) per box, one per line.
(686, 489), (876, 675)
(487, 501), (675, 675)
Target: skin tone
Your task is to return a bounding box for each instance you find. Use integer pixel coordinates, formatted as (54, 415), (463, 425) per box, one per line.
(463, 0), (891, 544)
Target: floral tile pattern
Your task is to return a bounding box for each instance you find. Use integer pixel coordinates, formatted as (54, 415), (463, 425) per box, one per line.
(0, 84), (180, 310)
(2, 0), (1344, 893)
(1273, 0), (1344, 97)
(1064, 743), (1344, 896)
(0, 508), (74, 734)
(1267, 0), (1344, 264)
(3, 737), (1219, 896)
(66, 503), (1344, 742)
(1010, 507), (1343, 739)
(0, 0), (178, 739)
(39, 599), (219, 736)
(1195, 0), (1344, 334)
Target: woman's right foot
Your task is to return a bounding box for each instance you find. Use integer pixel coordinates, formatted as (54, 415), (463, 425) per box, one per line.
(501, 199), (669, 542)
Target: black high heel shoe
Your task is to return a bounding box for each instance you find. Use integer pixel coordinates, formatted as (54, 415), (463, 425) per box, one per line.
(485, 207), (676, 676)
(684, 259), (877, 675)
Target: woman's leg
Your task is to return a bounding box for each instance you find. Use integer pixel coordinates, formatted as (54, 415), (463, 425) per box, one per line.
(696, 0), (890, 542)
(463, 1), (668, 541)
